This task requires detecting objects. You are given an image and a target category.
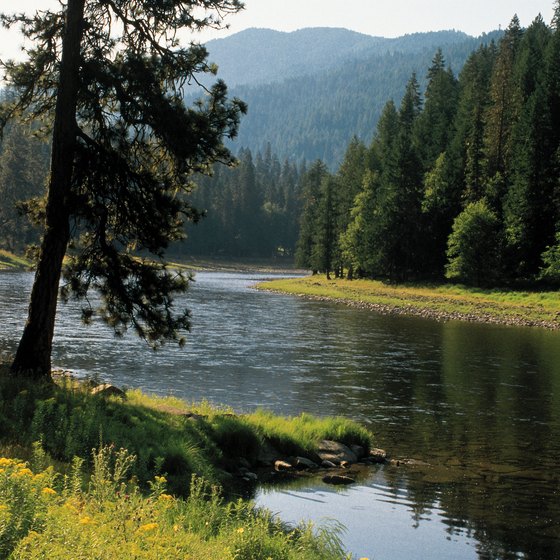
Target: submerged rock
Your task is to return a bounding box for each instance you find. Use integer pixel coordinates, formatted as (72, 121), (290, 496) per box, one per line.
(369, 448), (388, 463)
(322, 474), (356, 485)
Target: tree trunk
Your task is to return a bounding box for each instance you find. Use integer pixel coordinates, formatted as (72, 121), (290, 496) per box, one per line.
(11, 0), (85, 377)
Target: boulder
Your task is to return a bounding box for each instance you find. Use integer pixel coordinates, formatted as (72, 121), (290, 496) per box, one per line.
(369, 448), (388, 463)
(274, 460), (294, 472)
(90, 384), (126, 399)
(350, 444), (366, 459)
(294, 456), (319, 470)
(321, 459), (337, 469)
(322, 474), (356, 485)
(257, 442), (281, 467)
(317, 440), (358, 465)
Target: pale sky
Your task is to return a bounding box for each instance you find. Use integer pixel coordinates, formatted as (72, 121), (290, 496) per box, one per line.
(0, 0), (555, 62)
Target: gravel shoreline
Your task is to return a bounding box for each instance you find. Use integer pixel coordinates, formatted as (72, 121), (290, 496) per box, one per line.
(259, 287), (560, 330)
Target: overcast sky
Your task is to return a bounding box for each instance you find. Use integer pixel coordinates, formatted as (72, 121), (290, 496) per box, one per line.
(0, 0), (555, 62)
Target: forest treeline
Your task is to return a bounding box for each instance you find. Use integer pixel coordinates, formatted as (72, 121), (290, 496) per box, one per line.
(1, 9), (559, 287)
(296, 12), (560, 287)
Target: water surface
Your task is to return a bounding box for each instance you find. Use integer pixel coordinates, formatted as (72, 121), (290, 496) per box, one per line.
(1, 271), (559, 559)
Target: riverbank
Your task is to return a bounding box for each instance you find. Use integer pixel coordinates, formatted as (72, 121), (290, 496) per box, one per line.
(0, 250), (32, 271)
(256, 275), (560, 329)
(0, 367), (372, 559)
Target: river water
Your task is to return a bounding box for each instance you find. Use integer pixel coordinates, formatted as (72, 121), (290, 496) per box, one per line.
(1, 271), (559, 560)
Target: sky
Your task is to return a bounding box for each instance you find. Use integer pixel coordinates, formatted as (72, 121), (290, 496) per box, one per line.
(0, 0), (555, 62)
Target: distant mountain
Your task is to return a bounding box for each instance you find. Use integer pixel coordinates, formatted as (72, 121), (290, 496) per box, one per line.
(200, 27), (502, 166)
(205, 27), (473, 87)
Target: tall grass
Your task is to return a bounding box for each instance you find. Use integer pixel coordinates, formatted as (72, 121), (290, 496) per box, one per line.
(1, 446), (350, 559)
(0, 368), (371, 557)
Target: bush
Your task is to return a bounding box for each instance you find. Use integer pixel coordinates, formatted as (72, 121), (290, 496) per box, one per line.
(445, 200), (502, 287)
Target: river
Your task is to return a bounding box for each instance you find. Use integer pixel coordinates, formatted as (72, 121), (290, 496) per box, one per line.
(1, 270), (559, 560)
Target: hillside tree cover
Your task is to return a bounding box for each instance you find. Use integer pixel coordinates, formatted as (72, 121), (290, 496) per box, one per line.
(299, 6), (560, 288)
(0, 0), (246, 377)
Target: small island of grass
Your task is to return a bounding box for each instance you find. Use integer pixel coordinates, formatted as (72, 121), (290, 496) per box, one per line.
(256, 275), (560, 329)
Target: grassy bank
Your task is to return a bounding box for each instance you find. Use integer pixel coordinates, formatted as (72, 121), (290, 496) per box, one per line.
(0, 368), (371, 559)
(0, 250), (31, 271)
(256, 275), (560, 329)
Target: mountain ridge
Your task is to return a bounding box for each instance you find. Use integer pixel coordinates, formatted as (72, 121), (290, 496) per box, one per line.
(205, 26), (475, 88)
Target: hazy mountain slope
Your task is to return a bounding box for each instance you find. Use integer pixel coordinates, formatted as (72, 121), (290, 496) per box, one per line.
(217, 30), (502, 166)
(205, 27), (384, 87)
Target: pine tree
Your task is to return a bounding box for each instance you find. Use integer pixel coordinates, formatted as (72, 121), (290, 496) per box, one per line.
(1, 0), (245, 377)
(503, 16), (554, 278)
(414, 49), (459, 170)
(483, 16), (524, 181)
(295, 160), (329, 271)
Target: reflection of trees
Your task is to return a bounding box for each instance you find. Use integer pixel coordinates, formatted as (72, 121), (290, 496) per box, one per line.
(266, 304), (560, 559)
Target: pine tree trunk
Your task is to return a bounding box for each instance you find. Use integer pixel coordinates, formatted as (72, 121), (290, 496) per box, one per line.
(11, 0), (85, 378)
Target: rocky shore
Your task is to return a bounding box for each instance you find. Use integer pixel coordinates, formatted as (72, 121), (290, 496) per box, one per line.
(259, 288), (560, 330)
(232, 439), (389, 487)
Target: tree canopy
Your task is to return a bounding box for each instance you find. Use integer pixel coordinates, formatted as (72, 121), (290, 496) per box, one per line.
(1, 0), (246, 376)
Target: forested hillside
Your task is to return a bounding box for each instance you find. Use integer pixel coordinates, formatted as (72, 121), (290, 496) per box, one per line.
(1, 9), (557, 287)
(207, 28), (502, 166)
(204, 27), (473, 88)
(297, 11), (560, 287)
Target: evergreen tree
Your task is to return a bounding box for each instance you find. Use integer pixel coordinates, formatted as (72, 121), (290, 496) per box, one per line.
(414, 49), (459, 169)
(295, 160), (329, 271)
(483, 16), (524, 181)
(311, 175), (338, 278)
(503, 16), (554, 278)
(0, 121), (50, 251)
(1, 0), (245, 377)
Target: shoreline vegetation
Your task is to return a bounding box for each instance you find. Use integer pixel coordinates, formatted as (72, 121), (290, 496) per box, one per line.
(256, 275), (560, 330)
(3, 252), (559, 329)
(0, 367), (374, 559)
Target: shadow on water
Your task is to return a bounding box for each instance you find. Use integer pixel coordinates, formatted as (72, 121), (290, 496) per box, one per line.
(1, 271), (559, 559)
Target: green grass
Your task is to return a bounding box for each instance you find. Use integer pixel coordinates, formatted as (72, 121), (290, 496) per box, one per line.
(0, 448), (350, 560)
(0, 250), (32, 270)
(256, 275), (560, 329)
(0, 365), (372, 558)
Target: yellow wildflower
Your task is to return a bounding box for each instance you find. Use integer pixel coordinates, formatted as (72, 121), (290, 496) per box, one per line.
(12, 468), (33, 478)
(236, 527), (245, 534)
(0, 504), (8, 511)
(79, 516), (94, 525)
(158, 493), (173, 501)
(42, 487), (57, 496)
(173, 524), (181, 533)
(154, 475), (167, 484)
(0, 458), (14, 467)
(138, 523), (158, 533)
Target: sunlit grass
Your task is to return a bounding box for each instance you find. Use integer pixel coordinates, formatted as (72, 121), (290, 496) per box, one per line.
(0, 250), (32, 270)
(0, 367), (368, 557)
(0, 447), (348, 560)
(257, 276), (560, 327)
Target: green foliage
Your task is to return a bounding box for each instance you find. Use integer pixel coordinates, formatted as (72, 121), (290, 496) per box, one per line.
(539, 233), (560, 284)
(446, 200), (502, 286)
(1, 448), (348, 560)
(1, 0), (247, 374)
(0, 370), (373, 492)
(298, 6), (560, 289)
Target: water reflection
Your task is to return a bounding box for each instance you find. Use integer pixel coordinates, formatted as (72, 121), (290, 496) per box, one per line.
(0, 271), (559, 559)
